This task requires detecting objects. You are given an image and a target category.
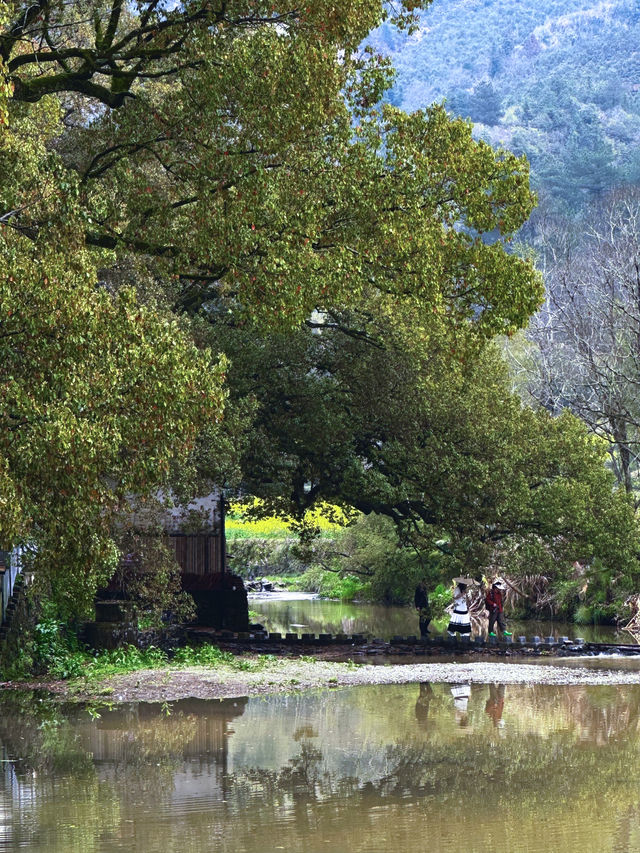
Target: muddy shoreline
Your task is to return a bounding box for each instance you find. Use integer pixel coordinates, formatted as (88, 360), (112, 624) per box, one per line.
(4, 653), (640, 704)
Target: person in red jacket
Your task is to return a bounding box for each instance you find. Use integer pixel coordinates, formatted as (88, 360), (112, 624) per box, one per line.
(485, 578), (512, 638)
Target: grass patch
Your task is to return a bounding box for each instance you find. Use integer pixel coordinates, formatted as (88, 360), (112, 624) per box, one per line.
(9, 628), (284, 682)
(81, 645), (170, 679)
(170, 645), (235, 668)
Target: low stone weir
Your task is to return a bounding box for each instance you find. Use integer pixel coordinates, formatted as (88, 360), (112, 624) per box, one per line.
(185, 628), (640, 658)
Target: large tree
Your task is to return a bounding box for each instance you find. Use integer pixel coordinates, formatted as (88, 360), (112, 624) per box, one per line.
(0, 88), (227, 614)
(210, 293), (639, 591)
(2, 0), (541, 332)
(11, 0), (624, 616)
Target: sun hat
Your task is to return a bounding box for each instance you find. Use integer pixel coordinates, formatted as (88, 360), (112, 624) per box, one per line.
(493, 577), (506, 589)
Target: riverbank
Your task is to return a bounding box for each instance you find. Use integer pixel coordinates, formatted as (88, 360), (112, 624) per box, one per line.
(5, 653), (640, 704)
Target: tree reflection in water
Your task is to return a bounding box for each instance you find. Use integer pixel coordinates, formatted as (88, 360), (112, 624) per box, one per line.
(1, 684), (640, 852)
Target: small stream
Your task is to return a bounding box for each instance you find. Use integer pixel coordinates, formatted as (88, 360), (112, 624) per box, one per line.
(1, 595), (637, 851)
(248, 592), (627, 643)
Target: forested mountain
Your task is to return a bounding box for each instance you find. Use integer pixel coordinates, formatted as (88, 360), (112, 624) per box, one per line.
(370, 0), (640, 516)
(372, 0), (640, 212)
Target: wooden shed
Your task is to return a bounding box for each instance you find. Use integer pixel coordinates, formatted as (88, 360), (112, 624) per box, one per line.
(127, 490), (227, 575)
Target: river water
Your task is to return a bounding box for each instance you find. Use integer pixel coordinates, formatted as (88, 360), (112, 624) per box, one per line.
(248, 593), (626, 643)
(3, 675), (640, 853)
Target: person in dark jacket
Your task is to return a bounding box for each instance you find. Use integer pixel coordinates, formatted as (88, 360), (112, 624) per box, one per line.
(414, 580), (431, 637)
(485, 577), (511, 638)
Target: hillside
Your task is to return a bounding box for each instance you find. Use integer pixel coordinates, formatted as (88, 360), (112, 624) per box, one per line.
(372, 0), (640, 211)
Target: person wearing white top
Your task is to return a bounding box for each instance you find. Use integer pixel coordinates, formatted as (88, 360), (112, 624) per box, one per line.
(447, 579), (472, 636)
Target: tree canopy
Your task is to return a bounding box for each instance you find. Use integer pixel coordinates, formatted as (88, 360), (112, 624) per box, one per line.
(0, 49), (227, 612)
(3, 0), (541, 332)
(213, 294), (639, 589)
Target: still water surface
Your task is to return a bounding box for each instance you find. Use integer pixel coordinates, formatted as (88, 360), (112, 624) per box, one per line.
(3, 678), (640, 852)
(249, 593), (625, 643)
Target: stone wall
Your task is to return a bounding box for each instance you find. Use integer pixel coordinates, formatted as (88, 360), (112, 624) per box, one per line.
(181, 573), (249, 631)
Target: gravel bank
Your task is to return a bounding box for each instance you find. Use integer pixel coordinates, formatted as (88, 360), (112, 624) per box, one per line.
(16, 656), (640, 704)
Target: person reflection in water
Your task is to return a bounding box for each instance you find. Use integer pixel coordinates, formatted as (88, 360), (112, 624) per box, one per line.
(485, 683), (505, 728)
(414, 682), (434, 729)
(450, 682), (471, 727)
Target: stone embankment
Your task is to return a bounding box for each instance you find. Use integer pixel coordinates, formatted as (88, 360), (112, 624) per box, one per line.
(188, 627), (640, 659)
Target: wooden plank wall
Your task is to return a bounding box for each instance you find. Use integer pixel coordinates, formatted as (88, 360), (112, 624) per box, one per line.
(166, 534), (224, 575)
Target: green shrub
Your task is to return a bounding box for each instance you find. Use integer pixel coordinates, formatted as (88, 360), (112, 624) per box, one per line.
(574, 604), (618, 626)
(32, 618), (87, 679)
(548, 578), (583, 619)
(228, 538), (307, 577)
(319, 573), (366, 601)
(288, 567), (366, 600)
(428, 583), (453, 620)
(111, 532), (195, 625)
